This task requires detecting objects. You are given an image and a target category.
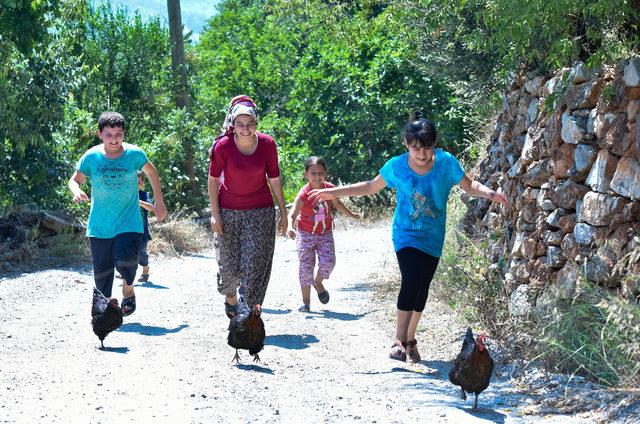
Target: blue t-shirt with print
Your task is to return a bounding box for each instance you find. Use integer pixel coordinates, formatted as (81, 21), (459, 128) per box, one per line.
(76, 143), (148, 238)
(379, 150), (464, 257)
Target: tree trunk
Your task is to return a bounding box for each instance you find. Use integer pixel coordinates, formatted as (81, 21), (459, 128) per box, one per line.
(167, 0), (196, 206)
(167, 0), (189, 108)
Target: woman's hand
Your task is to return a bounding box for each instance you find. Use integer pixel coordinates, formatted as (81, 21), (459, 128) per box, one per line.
(287, 228), (296, 239)
(210, 212), (224, 235)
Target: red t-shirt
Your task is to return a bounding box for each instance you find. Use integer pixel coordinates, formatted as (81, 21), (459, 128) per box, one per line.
(209, 132), (280, 210)
(296, 182), (335, 234)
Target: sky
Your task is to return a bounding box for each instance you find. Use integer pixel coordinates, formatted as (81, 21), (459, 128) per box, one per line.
(105, 0), (222, 40)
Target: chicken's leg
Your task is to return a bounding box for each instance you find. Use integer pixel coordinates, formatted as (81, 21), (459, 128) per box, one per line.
(252, 353), (261, 363)
(100, 339), (105, 349)
(473, 393), (478, 411)
(232, 349), (241, 363)
(460, 388), (466, 400)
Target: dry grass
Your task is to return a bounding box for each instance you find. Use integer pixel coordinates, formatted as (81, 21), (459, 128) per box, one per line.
(148, 209), (210, 256)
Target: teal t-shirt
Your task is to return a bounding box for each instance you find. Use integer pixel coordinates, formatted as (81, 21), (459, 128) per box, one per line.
(76, 143), (148, 238)
(379, 150), (464, 257)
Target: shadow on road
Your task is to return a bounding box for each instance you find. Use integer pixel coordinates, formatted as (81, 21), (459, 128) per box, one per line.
(261, 308), (292, 315)
(304, 309), (376, 321)
(98, 346), (129, 354)
(134, 281), (170, 289)
(118, 323), (189, 336)
(235, 363), (274, 374)
(337, 282), (369, 292)
(265, 333), (319, 349)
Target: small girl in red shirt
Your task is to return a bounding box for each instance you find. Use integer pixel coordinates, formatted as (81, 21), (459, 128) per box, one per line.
(287, 157), (360, 312)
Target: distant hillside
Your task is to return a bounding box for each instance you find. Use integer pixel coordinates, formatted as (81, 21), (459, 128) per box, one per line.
(102, 0), (221, 38)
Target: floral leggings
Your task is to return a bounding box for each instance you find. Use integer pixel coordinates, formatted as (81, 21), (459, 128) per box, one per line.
(214, 206), (275, 308)
(296, 229), (336, 287)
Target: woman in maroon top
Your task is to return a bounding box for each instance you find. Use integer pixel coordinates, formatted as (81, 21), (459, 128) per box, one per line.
(208, 96), (288, 317)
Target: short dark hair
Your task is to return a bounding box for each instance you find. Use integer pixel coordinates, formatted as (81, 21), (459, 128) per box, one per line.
(98, 112), (126, 131)
(403, 111), (436, 148)
(304, 156), (327, 172)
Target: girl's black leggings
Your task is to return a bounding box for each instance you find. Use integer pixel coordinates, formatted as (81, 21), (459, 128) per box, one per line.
(395, 247), (440, 312)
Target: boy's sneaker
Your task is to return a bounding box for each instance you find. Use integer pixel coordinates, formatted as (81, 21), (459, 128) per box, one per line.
(298, 304), (310, 312)
(138, 274), (150, 283)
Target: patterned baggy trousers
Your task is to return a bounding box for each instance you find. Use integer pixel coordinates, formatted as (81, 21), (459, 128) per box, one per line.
(214, 206), (276, 308)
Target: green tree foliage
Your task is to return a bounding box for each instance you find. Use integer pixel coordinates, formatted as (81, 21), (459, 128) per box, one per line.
(0, 1), (83, 210)
(395, 0), (640, 104)
(0, 0), (60, 55)
(195, 0), (466, 198)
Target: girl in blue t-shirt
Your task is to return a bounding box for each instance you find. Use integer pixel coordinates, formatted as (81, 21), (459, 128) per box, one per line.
(309, 111), (509, 363)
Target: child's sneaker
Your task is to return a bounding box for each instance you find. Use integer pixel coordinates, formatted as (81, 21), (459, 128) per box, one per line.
(138, 274), (150, 282)
(317, 290), (330, 304)
(298, 304), (310, 312)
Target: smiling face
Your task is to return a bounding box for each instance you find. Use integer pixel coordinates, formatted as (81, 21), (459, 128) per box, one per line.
(98, 125), (125, 156)
(405, 140), (435, 170)
(233, 114), (257, 140)
(304, 164), (327, 189)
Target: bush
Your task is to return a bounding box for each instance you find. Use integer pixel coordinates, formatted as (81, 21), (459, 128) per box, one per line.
(536, 280), (640, 387)
(433, 191), (510, 334)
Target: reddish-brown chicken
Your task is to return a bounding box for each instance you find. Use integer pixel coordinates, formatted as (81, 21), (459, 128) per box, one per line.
(449, 327), (494, 411)
(227, 302), (265, 363)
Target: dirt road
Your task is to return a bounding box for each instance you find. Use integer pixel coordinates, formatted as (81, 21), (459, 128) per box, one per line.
(0, 220), (631, 423)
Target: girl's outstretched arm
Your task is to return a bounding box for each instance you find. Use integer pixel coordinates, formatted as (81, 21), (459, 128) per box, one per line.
(308, 174), (387, 203)
(458, 175), (509, 207)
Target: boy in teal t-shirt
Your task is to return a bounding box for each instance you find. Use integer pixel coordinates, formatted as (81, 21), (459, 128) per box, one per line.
(69, 112), (167, 316)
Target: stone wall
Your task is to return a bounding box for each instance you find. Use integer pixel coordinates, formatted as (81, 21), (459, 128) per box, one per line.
(463, 58), (640, 318)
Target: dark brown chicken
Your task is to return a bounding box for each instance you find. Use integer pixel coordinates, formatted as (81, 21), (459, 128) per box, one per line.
(449, 327), (494, 411)
(91, 288), (123, 349)
(227, 301), (265, 363)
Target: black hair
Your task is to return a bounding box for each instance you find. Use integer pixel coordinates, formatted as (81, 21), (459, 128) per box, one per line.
(98, 112), (126, 131)
(304, 156), (327, 172)
(403, 111), (436, 148)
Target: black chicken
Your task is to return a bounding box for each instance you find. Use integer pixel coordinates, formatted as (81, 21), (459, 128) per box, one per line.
(449, 327), (494, 411)
(91, 288), (123, 349)
(227, 301), (265, 363)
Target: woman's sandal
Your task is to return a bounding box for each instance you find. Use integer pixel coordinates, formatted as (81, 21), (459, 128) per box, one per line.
(225, 301), (238, 319)
(406, 339), (421, 363)
(389, 340), (407, 361)
(122, 296), (136, 317)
